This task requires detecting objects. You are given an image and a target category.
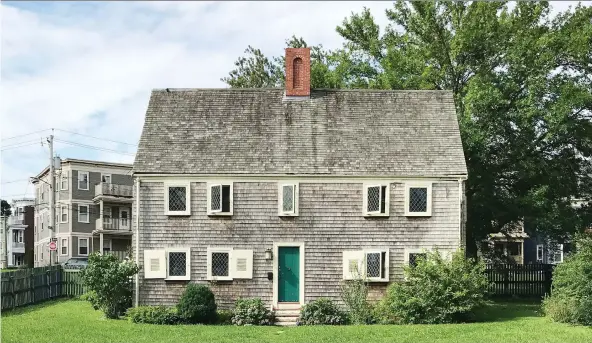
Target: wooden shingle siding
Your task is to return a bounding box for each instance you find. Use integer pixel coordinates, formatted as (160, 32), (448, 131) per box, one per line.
(136, 180), (461, 308)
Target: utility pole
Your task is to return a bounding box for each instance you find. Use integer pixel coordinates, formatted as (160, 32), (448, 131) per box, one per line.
(1, 214), (7, 269)
(48, 133), (55, 266)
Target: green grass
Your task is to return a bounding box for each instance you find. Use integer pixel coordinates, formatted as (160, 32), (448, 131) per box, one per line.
(2, 300), (591, 343)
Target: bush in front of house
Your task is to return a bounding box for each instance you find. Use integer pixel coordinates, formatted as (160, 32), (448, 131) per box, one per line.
(298, 298), (347, 325)
(126, 306), (182, 325)
(232, 298), (274, 326)
(80, 291), (100, 311)
(177, 284), (218, 324)
(216, 310), (234, 325)
(543, 235), (592, 326)
(374, 249), (489, 324)
(80, 252), (140, 319)
(340, 276), (374, 324)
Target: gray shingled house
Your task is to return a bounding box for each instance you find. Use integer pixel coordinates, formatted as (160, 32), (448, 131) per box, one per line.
(132, 48), (468, 324)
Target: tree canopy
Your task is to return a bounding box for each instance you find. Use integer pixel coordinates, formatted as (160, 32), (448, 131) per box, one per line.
(222, 1), (592, 253)
(1, 200), (11, 217)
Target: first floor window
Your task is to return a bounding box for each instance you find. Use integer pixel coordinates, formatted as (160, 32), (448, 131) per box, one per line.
(78, 205), (89, 223)
(365, 251), (387, 280)
(536, 245), (544, 262)
(167, 249), (191, 280)
(342, 250), (389, 281)
(211, 252), (230, 277)
(61, 238), (68, 255)
(165, 183), (190, 215)
(364, 184), (388, 216)
(405, 183), (432, 216)
(207, 247), (253, 280)
(549, 244), (563, 264)
(408, 253), (427, 268)
(79, 238), (88, 256)
(208, 183), (233, 215)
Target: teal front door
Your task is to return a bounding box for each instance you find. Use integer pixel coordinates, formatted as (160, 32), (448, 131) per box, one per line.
(278, 247), (300, 303)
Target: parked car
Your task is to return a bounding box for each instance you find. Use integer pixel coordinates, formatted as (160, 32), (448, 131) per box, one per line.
(61, 257), (88, 270)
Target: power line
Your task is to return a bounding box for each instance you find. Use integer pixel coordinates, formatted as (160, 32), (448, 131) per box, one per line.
(54, 129), (138, 147)
(54, 139), (136, 156)
(1, 179), (30, 184)
(0, 141), (42, 151)
(1, 129), (51, 142)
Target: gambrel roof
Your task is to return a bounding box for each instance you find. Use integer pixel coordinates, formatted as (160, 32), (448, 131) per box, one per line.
(134, 88), (467, 177)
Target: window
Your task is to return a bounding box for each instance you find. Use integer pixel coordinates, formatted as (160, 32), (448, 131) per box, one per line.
(536, 244), (544, 262)
(165, 182), (191, 216)
(206, 247), (253, 280)
(103, 239), (112, 253)
(103, 207), (112, 224)
(61, 238), (68, 256)
(78, 205), (89, 223)
(363, 184), (389, 216)
(17, 207), (24, 220)
(101, 174), (112, 183)
(404, 182), (432, 216)
(507, 242), (521, 256)
(60, 172), (68, 190)
(167, 248), (191, 280)
(207, 183), (233, 215)
(549, 244), (563, 264)
(60, 206), (68, 223)
(342, 250), (389, 281)
(120, 209), (129, 228)
(78, 238), (89, 256)
(278, 183), (299, 216)
(408, 253), (427, 268)
(13, 231), (23, 243)
(78, 171), (89, 190)
(405, 249), (431, 270)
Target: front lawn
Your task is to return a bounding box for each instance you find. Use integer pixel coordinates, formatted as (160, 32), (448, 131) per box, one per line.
(2, 300), (591, 343)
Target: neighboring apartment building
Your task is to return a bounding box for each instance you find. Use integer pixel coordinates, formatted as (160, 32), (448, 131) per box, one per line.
(32, 159), (133, 266)
(132, 47), (468, 319)
(6, 199), (35, 267)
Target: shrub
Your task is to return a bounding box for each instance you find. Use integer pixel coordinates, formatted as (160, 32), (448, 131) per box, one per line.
(126, 306), (181, 325)
(375, 249), (489, 324)
(80, 253), (140, 319)
(177, 284), (218, 324)
(340, 275), (373, 324)
(232, 298), (274, 326)
(80, 291), (100, 310)
(543, 235), (592, 326)
(216, 310), (234, 325)
(298, 298), (347, 325)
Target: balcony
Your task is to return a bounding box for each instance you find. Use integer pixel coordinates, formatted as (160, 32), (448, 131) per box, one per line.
(11, 242), (25, 253)
(95, 217), (132, 235)
(94, 183), (133, 203)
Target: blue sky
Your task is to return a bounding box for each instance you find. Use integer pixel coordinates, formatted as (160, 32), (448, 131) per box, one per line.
(0, 1), (588, 202)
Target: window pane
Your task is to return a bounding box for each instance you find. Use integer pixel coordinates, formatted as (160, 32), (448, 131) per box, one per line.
(222, 185), (231, 212)
(367, 186), (380, 212)
(168, 187), (187, 212)
(210, 186), (221, 211)
(380, 186), (387, 213)
(168, 252), (186, 276)
(282, 185), (294, 212)
(79, 173), (88, 189)
(366, 253), (381, 278)
(409, 253), (426, 268)
(212, 252), (229, 276)
(409, 188), (427, 212)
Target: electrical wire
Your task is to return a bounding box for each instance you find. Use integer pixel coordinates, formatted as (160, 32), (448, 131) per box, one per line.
(1, 140), (42, 151)
(1, 129), (51, 141)
(1, 179), (31, 184)
(54, 139), (135, 156)
(54, 129), (138, 146)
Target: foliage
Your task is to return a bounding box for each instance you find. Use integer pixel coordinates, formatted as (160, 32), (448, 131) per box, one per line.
(79, 253), (140, 319)
(298, 298), (347, 325)
(176, 284), (218, 324)
(340, 272), (373, 324)
(216, 310), (234, 325)
(126, 306), (181, 325)
(221, 2), (592, 251)
(375, 250), (489, 324)
(231, 298), (274, 326)
(1, 199), (11, 217)
(80, 291), (100, 311)
(543, 234), (592, 325)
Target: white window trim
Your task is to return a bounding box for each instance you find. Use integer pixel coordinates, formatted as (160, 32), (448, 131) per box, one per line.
(60, 238), (68, 256)
(404, 248), (429, 266)
(362, 183), (390, 217)
(278, 183), (299, 216)
(404, 182), (433, 217)
(78, 238), (89, 256)
(102, 239), (112, 251)
(78, 171), (89, 190)
(60, 206), (68, 223)
(78, 204), (90, 223)
(164, 182), (191, 216)
(165, 248), (191, 281)
(206, 247), (233, 281)
(60, 172), (68, 191)
(207, 182), (233, 216)
(363, 249), (390, 282)
(101, 173), (112, 184)
(536, 244), (544, 262)
(550, 244), (564, 264)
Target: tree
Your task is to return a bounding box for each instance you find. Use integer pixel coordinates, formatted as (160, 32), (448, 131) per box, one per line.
(1, 200), (11, 217)
(222, 1), (592, 254)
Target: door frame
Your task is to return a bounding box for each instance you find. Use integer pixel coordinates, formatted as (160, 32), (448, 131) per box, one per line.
(273, 242), (305, 307)
(119, 208), (130, 229)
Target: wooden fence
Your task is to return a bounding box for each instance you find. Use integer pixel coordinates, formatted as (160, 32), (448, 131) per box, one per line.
(1, 266), (86, 311)
(485, 263), (554, 297)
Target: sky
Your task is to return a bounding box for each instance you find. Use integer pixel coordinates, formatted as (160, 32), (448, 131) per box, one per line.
(0, 1), (588, 203)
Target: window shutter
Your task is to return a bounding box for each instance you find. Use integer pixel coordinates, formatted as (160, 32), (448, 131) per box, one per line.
(210, 184), (222, 213)
(231, 249), (253, 279)
(144, 250), (166, 279)
(366, 185), (381, 214)
(342, 251), (364, 280)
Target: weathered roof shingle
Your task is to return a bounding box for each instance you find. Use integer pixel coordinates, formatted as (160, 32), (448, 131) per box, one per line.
(134, 89), (467, 177)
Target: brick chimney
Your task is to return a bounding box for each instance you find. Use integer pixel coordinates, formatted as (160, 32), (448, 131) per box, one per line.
(285, 48), (311, 97)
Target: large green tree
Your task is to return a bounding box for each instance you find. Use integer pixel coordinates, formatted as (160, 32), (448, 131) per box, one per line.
(1, 200), (11, 217)
(222, 1), (592, 253)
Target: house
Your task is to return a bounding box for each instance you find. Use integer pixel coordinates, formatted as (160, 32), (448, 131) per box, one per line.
(132, 48), (468, 318)
(32, 158), (133, 266)
(6, 199), (35, 267)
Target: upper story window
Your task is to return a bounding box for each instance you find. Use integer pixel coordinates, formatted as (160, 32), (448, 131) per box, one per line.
(278, 183), (299, 216)
(17, 207), (24, 220)
(404, 182), (432, 217)
(60, 206), (68, 223)
(78, 171), (89, 190)
(207, 183), (233, 216)
(165, 182), (191, 216)
(78, 204), (89, 223)
(363, 183), (389, 217)
(60, 172), (68, 191)
(101, 174), (112, 183)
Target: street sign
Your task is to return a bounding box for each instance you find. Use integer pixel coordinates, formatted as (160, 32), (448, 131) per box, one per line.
(49, 241), (57, 251)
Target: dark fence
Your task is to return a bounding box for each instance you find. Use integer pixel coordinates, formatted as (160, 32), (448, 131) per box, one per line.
(1, 266), (86, 311)
(485, 263), (554, 297)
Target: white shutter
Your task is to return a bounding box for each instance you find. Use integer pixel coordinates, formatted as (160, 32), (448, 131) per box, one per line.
(231, 249), (253, 279)
(342, 251), (364, 280)
(210, 184), (222, 213)
(144, 250), (166, 279)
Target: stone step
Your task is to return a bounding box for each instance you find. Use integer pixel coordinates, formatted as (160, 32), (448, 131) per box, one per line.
(274, 310), (300, 317)
(275, 315), (299, 322)
(275, 303), (301, 310)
